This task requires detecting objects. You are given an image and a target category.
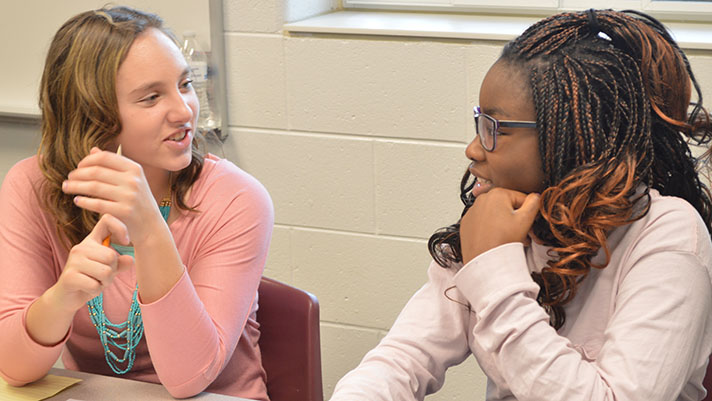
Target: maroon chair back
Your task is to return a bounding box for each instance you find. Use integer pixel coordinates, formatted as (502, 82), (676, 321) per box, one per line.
(257, 277), (323, 401)
(704, 354), (712, 401)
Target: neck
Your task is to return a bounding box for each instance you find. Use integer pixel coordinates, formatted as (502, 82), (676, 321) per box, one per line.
(143, 167), (172, 204)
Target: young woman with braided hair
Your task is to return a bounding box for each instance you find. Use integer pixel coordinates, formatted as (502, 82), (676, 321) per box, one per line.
(331, 9), (712, 401)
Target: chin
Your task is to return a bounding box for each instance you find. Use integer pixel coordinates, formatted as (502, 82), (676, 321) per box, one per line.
(178, 159), (194, 172)
(170, 154), (194, 172)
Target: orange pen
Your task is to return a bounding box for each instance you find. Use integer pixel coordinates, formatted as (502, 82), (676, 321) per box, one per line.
(101, 144), (121, 247)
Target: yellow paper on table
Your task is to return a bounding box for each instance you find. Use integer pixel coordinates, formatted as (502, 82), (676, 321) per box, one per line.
(0, 374), (81, 401)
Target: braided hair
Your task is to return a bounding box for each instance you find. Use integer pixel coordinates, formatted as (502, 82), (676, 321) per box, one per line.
(429, 9), (712, 329)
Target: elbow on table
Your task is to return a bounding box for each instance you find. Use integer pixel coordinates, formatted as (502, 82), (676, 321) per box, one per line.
(1, 376), (29, 387)
(153, 345), (227, 398)
(162, 378), (212, 399)
(0, 369), (46, 387)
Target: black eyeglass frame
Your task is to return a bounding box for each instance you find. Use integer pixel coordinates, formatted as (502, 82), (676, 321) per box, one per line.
(473, 106), (537, 152)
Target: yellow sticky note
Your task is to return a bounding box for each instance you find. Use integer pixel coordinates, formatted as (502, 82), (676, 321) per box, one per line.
(0, 374), (82, 401)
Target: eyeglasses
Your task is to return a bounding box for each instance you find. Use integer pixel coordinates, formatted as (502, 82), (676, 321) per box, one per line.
(473, 106), (537, 152)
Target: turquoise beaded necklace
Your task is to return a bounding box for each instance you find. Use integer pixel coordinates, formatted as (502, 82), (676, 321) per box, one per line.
(87, 201), (171, 375)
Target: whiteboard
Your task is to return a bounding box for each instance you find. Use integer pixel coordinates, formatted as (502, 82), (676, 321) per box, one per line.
(0, 0), (211, 118)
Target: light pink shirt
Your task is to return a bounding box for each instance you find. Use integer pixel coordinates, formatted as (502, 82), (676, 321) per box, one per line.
(0, 154), (273, 400)
(331, 190), (712, 401)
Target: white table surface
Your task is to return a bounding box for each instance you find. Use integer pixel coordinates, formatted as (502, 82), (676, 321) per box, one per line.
(45, 368), (254, 401)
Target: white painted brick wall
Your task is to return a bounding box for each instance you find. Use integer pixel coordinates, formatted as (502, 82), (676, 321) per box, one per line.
(229, 129), (376, 232)
(290, 229), (430, 327)
(319, 323), (386, 397)
(223, 0), (283, 33)
(374, 140), (467, 238)
(225, 34), (287, 129)
(218, 1), (712, 400)
(689, 53), (712, 109)
(284, 38), (469, 142)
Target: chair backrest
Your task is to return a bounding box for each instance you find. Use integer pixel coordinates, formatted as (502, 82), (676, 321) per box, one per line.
(704, 354), (712, 401)
(257, 277), (323, 401)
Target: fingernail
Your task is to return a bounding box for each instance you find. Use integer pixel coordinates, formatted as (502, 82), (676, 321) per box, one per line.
(62, 181), (67, 190)
(73, 196), (79, 204)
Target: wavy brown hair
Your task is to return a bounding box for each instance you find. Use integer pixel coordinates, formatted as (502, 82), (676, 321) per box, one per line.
(38, 6), (204, 248)
(429, 9), (712, 329)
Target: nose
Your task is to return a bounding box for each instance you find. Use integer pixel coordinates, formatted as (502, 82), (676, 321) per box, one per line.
(167, 90), (195, 125)
(465, 135), (486, 162)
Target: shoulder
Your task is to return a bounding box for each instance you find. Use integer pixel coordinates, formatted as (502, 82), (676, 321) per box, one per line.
(630, 190), (709, 254)
(0, 156), (56, 245)
(1, 156), (44, 201)
(190, 154), (273, 217)
(194, 154), (271, 202)
(615, 189), (712, 272)
(3, 156), (42, 183)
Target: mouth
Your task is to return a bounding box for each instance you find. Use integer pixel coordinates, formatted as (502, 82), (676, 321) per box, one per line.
(474, 177), (492, 186)
(166, 129), (190, 142)
(469, 164), (493, 197)
(472, 177), (494, 197)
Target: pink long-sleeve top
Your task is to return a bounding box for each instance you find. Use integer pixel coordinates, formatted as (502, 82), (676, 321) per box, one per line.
(0, 154), (273, 400)
(331, 190), (712, 401)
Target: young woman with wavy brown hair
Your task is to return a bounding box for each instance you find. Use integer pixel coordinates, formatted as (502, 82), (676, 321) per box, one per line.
(331, 9), (712, 401)
(0, 6), (272, 400)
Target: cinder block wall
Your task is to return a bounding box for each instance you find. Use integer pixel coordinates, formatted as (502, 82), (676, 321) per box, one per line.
(220, 1), (497, 398)
(220, 1), (712, 400)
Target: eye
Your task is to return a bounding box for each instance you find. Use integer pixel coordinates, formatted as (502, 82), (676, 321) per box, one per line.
(181, 79), (193, 90)
(140, 94), (160, 103)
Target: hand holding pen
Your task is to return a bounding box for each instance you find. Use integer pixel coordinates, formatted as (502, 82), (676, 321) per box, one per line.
(48, 214), (132, 313)
(45, 145), (133, 313)
(62, 144), (166, 245)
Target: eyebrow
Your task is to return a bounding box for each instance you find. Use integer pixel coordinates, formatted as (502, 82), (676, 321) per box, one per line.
(481, 106), (509, 119)
(129, 67), (191, 96)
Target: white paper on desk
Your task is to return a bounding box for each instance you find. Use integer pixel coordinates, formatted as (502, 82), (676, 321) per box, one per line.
(0, 374), (82, 401)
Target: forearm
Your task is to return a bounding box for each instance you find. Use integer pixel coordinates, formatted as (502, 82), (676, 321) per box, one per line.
(0, 300), (67, 385)
(455, 244), (612, 399)
(139, 271), (241, 398)
(25, 287), (76, 346)
(332, 340), (440, 401)
(455, 243), (711, 401)
(132, 219), (184, 304)
(128, 158), (273, 397)
(0, 160), (73, 384)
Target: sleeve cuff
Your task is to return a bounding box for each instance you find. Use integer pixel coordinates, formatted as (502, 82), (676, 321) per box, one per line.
(453, 242), (539, 314)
